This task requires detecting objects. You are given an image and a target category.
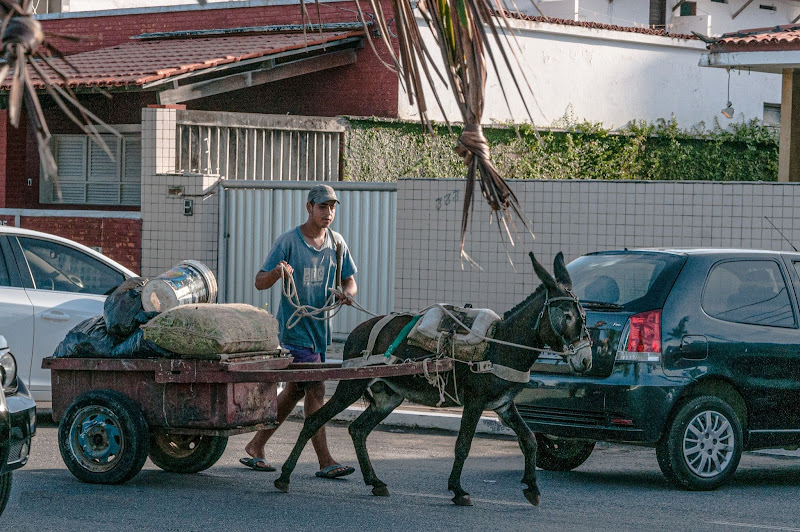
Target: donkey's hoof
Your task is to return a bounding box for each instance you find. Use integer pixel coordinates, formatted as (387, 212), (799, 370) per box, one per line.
(523, 488), (540, 506)
(372, 485), (390, 497)
(452, 494), (473, 506)
(274, 479), (290, 493)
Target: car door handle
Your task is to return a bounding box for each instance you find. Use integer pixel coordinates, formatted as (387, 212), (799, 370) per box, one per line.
(41, 310), (71, 322)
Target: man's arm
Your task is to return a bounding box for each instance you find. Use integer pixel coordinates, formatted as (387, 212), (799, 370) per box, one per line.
(338, 275), (357, 305)
(255, 261), (293, 291)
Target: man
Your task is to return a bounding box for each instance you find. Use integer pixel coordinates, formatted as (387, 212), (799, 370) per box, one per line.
(240, 184), (357, 479)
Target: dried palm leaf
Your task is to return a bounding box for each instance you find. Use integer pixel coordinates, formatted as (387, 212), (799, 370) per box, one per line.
(0, 0), (120, 187)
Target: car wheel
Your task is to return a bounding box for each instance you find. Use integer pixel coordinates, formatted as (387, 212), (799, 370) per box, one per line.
(148, 433), (228, 473)
(58, 389), (150, 485)
(656, 395), (742, 491)
(0, 472), (11, 516)
(535, 434), (595, 471)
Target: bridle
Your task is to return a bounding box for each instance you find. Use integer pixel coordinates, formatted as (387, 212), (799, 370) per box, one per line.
(534, 288), (592, 356)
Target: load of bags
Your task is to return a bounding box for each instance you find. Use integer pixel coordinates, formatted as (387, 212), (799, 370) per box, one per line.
(53, 274), (280, 359)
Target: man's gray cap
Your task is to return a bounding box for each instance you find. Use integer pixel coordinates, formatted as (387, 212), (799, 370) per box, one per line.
(308, 184), (340, 204)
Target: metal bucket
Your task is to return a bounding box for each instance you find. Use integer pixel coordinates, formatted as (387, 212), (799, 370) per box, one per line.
(141, 260), (218, 313)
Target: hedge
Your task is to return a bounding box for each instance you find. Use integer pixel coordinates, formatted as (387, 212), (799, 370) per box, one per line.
(342, 116), (778, 182)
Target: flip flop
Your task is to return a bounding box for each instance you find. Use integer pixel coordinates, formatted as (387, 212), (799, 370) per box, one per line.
(239, 457), (276, 472)
(315, 464), (355, 479)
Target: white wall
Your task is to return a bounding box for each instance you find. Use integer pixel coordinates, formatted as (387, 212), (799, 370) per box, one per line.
(394, 178), (800, 314)
(399, 16), (781, 130)
(666, 1), (800, 37)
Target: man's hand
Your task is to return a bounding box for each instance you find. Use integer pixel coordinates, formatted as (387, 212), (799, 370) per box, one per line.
(255, 261), (293, 290)
(337, 276), (357, 306)
(275, 261), (293, 277)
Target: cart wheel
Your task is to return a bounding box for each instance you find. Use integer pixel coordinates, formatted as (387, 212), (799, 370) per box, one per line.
(58, 389), (149, 485)
(148, 433), (228, 473)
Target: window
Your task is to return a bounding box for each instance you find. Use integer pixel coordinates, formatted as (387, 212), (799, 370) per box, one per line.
(711, 0), (727, 3)
(759, 5), (777, 11)
(17, 237), (125, 295)
(0, 247), (10, 287)
(42, 133), (141, 206)
(703, 260), (795, 328)
(763, 103), (781, 128)
(649, 0), (666, 28)
(680, 2), (697, 16)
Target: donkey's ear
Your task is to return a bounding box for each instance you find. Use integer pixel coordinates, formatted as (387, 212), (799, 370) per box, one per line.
(553, 252), (572, 287)
(530, 252), (558, 291)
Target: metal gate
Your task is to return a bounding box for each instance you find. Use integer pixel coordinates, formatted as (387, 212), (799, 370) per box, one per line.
(218, 180), (397, 339)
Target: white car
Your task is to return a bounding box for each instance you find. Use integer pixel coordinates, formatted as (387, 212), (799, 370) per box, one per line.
(0, 226), (136, 403)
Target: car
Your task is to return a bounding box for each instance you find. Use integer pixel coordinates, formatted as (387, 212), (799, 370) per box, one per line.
(515, 248), (800, 490)
(0, 335), (37, 515)
(0, 227), (136, 403)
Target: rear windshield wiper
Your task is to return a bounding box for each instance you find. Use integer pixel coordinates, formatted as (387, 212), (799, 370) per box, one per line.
(580, 300), (625, 311)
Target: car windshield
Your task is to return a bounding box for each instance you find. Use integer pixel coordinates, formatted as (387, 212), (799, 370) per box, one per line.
(567, 252), (686, 312)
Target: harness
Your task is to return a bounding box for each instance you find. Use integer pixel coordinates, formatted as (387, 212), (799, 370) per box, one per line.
(534, 288), (592, 358)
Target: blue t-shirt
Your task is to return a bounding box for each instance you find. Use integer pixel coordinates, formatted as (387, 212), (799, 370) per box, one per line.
(262, 226), (356, 358)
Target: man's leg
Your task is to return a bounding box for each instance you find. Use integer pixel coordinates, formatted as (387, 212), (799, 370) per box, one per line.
(244, 382), (305, 461)
(304, 380), (346, 471)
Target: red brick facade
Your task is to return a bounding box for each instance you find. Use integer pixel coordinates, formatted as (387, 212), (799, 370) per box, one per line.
(14, 216), (142, 274)
(1, 2), (401, 270)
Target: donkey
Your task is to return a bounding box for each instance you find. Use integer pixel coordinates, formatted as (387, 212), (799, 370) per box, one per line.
(274, 252), (592, 506)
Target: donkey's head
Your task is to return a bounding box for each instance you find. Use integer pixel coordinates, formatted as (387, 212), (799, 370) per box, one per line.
(530, 252), (592, 373)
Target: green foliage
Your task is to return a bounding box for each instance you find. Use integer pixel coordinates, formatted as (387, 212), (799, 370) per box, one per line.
(342, 116), (778, 182)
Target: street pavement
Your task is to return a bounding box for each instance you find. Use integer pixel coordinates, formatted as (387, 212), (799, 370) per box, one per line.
(4, 418), (800, 532)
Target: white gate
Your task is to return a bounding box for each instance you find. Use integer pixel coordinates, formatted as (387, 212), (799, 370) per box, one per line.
(218, 180), (397, 339)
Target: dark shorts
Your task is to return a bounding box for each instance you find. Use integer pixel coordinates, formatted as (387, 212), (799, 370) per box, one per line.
(283, 344), (323, 363)
(283, 344), (323, 390)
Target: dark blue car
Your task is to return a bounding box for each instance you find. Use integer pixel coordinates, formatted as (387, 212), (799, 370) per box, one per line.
(0, 335), (36, 515)
(515, 249), (800, 490)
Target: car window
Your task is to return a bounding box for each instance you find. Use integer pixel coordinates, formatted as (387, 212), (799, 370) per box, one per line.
(17, 236), (125, 295)
(568, 253), (685, 311)
(0, 245), (10, 287)
(703, 260), (795, 328)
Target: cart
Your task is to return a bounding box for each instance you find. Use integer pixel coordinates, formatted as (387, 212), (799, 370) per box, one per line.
(42, 352), (453, 484)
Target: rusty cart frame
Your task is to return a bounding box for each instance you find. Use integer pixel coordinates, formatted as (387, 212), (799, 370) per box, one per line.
(42, 353), (453, 484)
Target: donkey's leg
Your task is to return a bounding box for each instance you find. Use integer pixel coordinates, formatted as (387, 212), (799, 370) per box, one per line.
(348, 381), (405, 497)
(448, 400), (486, 506)
(274, 380), (368, 493)
(495, 402), (540, 506)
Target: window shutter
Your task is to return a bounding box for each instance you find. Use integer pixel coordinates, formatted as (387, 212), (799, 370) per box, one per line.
(52, 136), (88, 204)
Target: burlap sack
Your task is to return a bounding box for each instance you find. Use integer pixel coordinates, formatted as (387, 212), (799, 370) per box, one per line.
(142, 303), (280, 356)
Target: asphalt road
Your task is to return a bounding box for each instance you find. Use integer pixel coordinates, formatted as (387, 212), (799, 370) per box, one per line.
(2, 418), (799, 532)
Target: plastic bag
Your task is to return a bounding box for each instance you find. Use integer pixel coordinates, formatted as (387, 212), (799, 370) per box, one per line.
(104, 277), (152, 339)
(109, 328), (173, 358)
(52, 316), (117, 358)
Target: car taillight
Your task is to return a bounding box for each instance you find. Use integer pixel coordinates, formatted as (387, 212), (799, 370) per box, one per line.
(616, 309), (661, 363)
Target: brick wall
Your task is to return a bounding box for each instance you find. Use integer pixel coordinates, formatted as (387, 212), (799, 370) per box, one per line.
(16, 216), (142, 274)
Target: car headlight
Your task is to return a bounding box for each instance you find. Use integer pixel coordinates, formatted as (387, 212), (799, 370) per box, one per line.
(0, 352), (17, 389)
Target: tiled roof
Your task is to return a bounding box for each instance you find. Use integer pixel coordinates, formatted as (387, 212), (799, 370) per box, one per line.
(710, 25), (800, 52)
(495, 10), (696, 40)
(5, 30), (364, 90)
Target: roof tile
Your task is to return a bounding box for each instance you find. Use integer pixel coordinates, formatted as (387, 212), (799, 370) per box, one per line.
(4, 30), (363, 90)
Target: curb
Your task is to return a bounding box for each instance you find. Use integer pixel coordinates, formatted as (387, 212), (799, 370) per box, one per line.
(289, 404), (514, 436)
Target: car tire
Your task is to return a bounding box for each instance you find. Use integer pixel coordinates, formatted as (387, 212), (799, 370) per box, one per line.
(656, 395), (743, 491)
(58, 389), (150, 485)
(535, 434), (595, 471)
(0, 472), (11, 515)
(148, 433), (228, 474)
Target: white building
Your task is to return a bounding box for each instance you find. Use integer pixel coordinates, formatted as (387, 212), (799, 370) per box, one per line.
(36, 0), (791, 129)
